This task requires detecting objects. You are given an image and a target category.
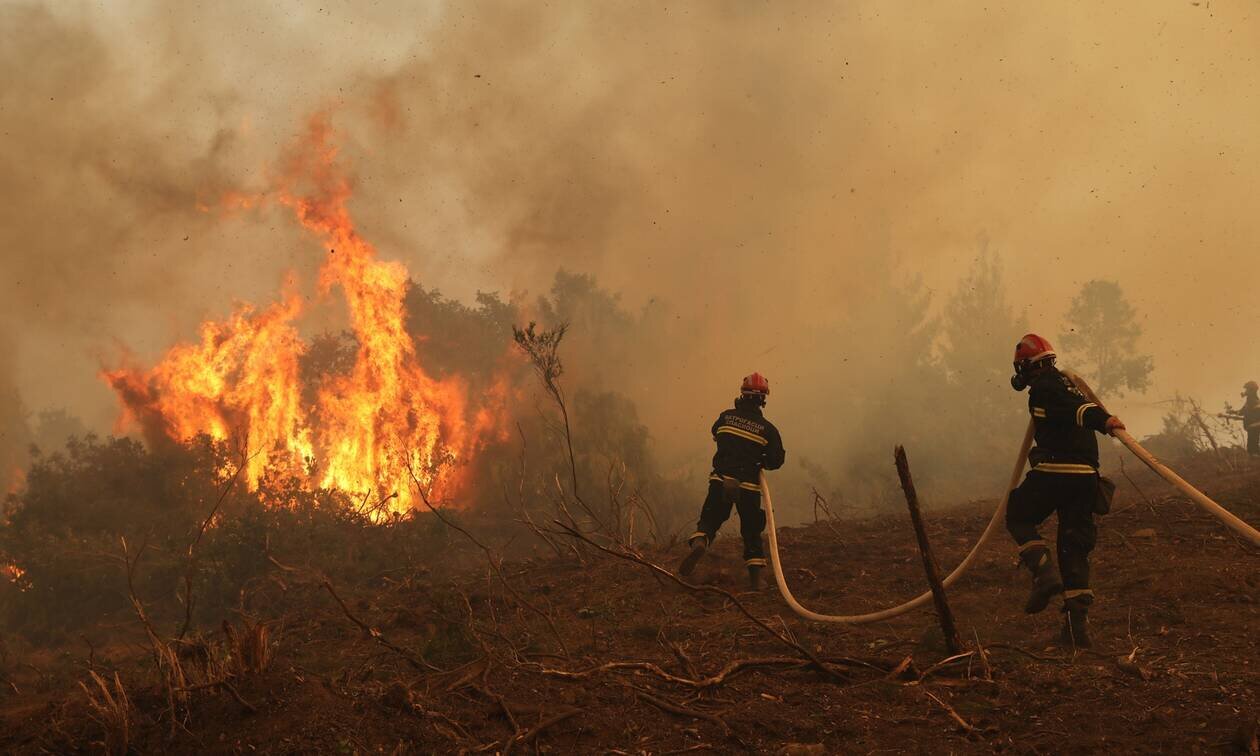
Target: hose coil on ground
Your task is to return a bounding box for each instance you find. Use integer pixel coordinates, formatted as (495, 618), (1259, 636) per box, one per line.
(762, 377), (1260, 624)
(760, 420), (1034, 625)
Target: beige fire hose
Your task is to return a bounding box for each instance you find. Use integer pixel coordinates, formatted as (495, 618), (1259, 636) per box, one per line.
(762, 373), (1260, 626)
(759, 420), (1035, 624)
(1063, 370), (1260, 548)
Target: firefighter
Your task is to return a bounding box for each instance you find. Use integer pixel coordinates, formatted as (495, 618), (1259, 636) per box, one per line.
(678, 373), (786, 590)
(1241, 381), (1259, 457)
(1007, 334), (1126, 648)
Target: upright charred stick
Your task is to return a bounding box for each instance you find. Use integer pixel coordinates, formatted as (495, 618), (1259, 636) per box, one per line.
(894, 446), (963, 655)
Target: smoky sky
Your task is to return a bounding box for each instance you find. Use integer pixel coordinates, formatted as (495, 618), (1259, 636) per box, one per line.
(2, 1), (1258, 485)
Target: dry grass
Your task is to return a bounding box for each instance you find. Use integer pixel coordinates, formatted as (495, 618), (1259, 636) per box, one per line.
(222, 618), (273, 677)
(78, 670), (133, 756)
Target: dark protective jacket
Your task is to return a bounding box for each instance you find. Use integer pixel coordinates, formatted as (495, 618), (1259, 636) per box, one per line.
(1243, 393), (1260, 429)
(709, 398), (786, 489)
(1026, 368), (1113, 473)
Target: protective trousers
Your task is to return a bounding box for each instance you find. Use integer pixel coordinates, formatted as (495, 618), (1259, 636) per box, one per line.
(690, 477), (766, 566)
(1248, 427), (1259, 457)
(1005, 471), (1098, 605)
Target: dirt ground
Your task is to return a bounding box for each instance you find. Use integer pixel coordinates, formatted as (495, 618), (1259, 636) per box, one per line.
(2, 456), (1258, 754)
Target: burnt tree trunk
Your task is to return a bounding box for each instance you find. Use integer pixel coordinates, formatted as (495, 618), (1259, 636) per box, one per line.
(894, 445), (963, 654)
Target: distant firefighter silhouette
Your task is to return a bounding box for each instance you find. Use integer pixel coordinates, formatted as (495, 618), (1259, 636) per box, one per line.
(1222, 381), (1260, 457)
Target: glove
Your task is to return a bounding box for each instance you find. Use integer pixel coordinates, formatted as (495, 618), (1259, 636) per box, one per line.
(1104, 416), (1126, 435)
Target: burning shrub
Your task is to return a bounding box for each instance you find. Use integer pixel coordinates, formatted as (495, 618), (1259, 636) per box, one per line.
(0, 432), (462, 639)
(1, 434), (217, 634)
(405, 286), (518, 385)
(102, 117), (516, 517)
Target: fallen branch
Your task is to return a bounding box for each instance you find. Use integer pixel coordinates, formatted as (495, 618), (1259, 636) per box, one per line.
(1118, 457), (1175, 533)
(535, 656), (812, 689)
(886, 656), (916, 681)
(1115, 648), (1154, 681)
(551, 520), (847, 682)
(502, 708), (581, 756)
(922, 689), (979, 735)
(320, 580), (437, 673)
(175, 679), (257, 713)
(984, 643), (1069, 665)
(634, 688), (731, 735)
(915, 652), (976, 682)
(407, 465), (571, 659)
(660, 633), (699, 680)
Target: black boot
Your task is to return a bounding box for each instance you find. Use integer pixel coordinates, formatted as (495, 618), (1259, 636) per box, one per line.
(746, 558), (767, 591)
(1019, 545), (1063, 614)
(747, 565), (763, 591)
(678, 536), (707, 576)
(1059, 597), (1092, 649)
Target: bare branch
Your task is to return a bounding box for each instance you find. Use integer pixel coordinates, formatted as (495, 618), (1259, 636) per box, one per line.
(549, 520), (847, 681)
(177, 446), (257, 640)
(406, 465), (571, 659)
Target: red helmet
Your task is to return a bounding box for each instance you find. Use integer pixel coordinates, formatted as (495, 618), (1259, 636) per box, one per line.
(1014, 334), (1056, 366)
(1011, 334), (1056, 391)
(740, 372), (770, 397)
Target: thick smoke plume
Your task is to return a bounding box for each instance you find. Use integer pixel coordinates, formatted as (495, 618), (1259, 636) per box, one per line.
(3, 2), (1258, 513)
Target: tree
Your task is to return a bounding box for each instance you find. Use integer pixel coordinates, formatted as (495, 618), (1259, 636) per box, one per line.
(940, 244), (1028, 392)
(935, 244), (1029, 481)
(0, 371), (31, 495)
(1060, 280), (1154, 398)
(30, 409), (89, 455)
(825, 264), (941, 488)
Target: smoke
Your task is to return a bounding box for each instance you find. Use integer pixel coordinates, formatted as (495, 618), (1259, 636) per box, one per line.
(0, 326), (31, 494)
(0, 1), (423, 430)
(3, 1), (1259, 509)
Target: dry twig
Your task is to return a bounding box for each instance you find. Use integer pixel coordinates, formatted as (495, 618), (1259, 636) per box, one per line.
(501, 707), (581, 756)
(922, 689), (979, 735)
(177, 447), (255, 641)
(550, 520), (848, 682)
(320, 579), (438, 672)
(634, 688), (731, 736)
(175, 679), (257, 713)
(535, 656), (813, 689)
(407, 465), (571, 659)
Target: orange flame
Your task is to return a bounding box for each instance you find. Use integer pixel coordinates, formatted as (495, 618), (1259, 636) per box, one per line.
(4, 465), (25, 498)
(2, 562), (27, 589)
(105, 114), (509, 514)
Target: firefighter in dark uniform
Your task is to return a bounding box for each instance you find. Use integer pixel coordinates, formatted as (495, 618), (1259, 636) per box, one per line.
(1007, 334), (1125, 648)
(678, 373), (786, 590)
(1239, 381), (1259, 457)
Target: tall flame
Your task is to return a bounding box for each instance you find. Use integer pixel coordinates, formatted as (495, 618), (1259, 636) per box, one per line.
(105, 115), (508, 514)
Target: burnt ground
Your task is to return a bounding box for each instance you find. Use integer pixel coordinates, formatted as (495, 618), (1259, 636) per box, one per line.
(2, 457), (1258, 755)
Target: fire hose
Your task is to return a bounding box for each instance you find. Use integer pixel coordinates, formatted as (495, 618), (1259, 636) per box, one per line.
(760, 421), (1035, 624)
(1062, 371), (1260, 548)
(760, 373), (1259, 625)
